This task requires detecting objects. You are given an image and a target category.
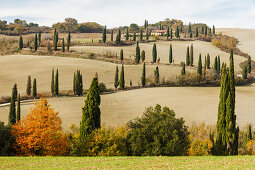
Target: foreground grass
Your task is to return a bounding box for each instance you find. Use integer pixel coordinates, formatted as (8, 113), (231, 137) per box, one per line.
(0, 156), (255, 169)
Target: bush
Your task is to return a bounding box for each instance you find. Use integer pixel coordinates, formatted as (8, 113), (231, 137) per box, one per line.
(98, 82), (107, 93)
(88, 53), (95, 59)
(127, 104), (190, 156)
(246, 140), (255, 155)
(71, 126), (129, 156)
(0, 122), (13, 156)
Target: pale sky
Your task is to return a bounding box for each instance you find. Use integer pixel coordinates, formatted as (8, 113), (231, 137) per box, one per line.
(0, 0), (255, 28)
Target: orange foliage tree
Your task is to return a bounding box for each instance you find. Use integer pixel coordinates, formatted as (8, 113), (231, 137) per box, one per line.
(12, 98), (70, 156)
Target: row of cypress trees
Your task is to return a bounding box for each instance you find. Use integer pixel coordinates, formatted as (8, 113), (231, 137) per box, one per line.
(26, 76), (37, 97)
(185, 44), (194, 66)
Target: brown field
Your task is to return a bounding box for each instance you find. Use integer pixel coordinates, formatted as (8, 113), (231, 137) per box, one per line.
(71, 40), (245, 71)
(1, 84), (255, 131)
(0, 55), (193, 97)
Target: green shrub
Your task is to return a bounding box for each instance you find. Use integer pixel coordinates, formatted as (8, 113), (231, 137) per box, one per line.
(0, 122), (13, 156)
(98, 82), (107, 93)
(127, 104), (190, 156)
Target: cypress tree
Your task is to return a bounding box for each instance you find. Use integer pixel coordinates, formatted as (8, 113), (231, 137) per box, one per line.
(116, 29), (121, 44)
(141, 50), (146, 62)
(19, 36), (23, 50)
(9, 84), (17, 125)
(242, 65), (247, 79)
(34, 33), (38, 51)
(62, 38), (65, 52)
(207, 54), (210, 69)
(152, 43), (157, 63)
(111, 30), (114, 42)
(114, 66), (119, 89)
(248, 125), (252, 140)
(181, 63), (186, 75)
(175, 26), (179, 38)
(102, 26), (107, 43)
(180, 24), (183, 33)
(141, 62), (146, 87)
(51, 69), (54, 95)
(166, 26), (170, 40)
(13, 84), (17, 102)
(133, 33), (136, 41)
(195, 27), (199, 37)
(140, 29), (143, 41)
(126, 28), (129, 41)
(204, 55), (207, 70)
(188, 24), (192, 33)
(135, 42), (140, 64)
(213, 25), (215, 34)
(186, 46), (190, 66)
(80, 76), (101, 141)
(67, 31), (71, 52)
(170, 28), (173, 39)
(16, 94), (20, 122)
(201, 26), (204, 34)
(214, 56), (218, 72)
(119, 64), (125, 89)
(144, 20), (147, 29)
(190, 32), (193, 38)
(120, 49), (124, 61)
(38, 31), (41, 45)
(197, 54), (202, 76)
(217, 56), (221, 73)
(73, 72), (76, 94)
(209, 28), (212, 35)
(205, 26), (207, 36)
(54, 29), (58, 51)
(169, 44), (173, 64)
(146, 28), (149, 41)
(74, 70), (83, 96)
(54, 69), (59, 96)
(26, 75), (31, 96)
(154, 66), (159, 84)
(32, 78), (37, 98)
(190, 44), (193, 66)
(247, 56), (251, 73)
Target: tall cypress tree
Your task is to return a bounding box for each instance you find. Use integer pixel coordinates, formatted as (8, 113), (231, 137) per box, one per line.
(34, 33), (38, 51)
(54, 29), (58, 51)
(213, 25), (215, 34)
(140, 29), (143, 41)
(186, 46), (190, 66)
(217, 55), (221, 73)
(166, 26), (170, 40)
(248, 124), (252, 140)
(207, 54), (210, 69)
(73, 72), (76, 94)
(114, 65), (119, 89)
(102, 26), (107, 43)
(120, 49), (124, 61)
(32, 78), (37, 98)
(74, 70), (83, 96)
(126, 28), (129, 41)
(247, 56), (251, 73)
(190, 44), (194, 66)
(214, 56), (218, 72)
(67, 31), (71, 52)
(146, 28), (149, 41)
(169, 44), (173, 64)
(197, 54), (202, 76)
(141, 62), (146, 87)
(51, 69), (54, 95)
(188, 24), (192, 33)
(26, 75), (31, 96)
(175, 26), (179, 38)
(141, 50), (146, 62)
(195, 27), (199, 37)
(111, 30), (114, 42)
(242, 66), (247, 79)
(9, 84), (17, 125)
(201, 26), (204, 34)
(13, 84), (17, 102)
(181, 63), (186, 75)
(135, 42), (140, 64)
(54, 69), (59, 96)
(16, 94), (20, 122)
(116, 29), (121, 44)
(80, 76), (101, 141)
(38, 31), (41, 46)
(19, 36), (23, 50)
(119, 64), (125, 89)
(62, 38), (65, 52)
(133, 33), (136, 41)
(205, 26), (207, 36)
(152, 43), (157, 63)
(170, 28), (173, 39)
(154, 66), (159, 84)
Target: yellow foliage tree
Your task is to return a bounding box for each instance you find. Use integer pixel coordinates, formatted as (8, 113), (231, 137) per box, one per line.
(246, 140), (255, 155)
(12, 98), (70, 156)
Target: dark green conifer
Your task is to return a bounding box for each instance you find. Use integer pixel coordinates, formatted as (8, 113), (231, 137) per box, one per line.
(114, 66), (119, 89)
(181, 63), (186, 75)
(32, 78), (37, 98)
(135, 42), (140, 64)
(54, 69), (59, 96)
(34, 33), (38, 51)
(141, 50), (146, 62)
(26, 75), (31, 96)
(190, 44), (193, 66)
(116, 29), (121, 44)
(67, 31), (71, 52)
(111, 30), (114, 42)
(248, 125), (252, 140)
(207, 54), (210, 69)
(186, 46), (190, 66)
(133, 33), (136, 41)
(195, 27), (199, 37)
(169, 44), (173, 64)
(102, 26), (107, 43)
(247, 56), (251, 73)
(140, 29), (143, 41)
(119, 65), (125, 89)
(197, 54), (202, 76)
(146, 28), (149, 41)
(38, 31), (41, 45)
(154, 66), (159, 84)
(213, 25), (215, 34)
(9, 84), (17, 125)
(120, 49), (124, 61)
(16, 94), (20, 122)
(141, 63), (146, 87)
(19, 36), (23, 50)
(152, 43), (157, 63)
(242, 65), (247, 79)
(175, 26), (179, 38)
(170, 28), (173, 39)
(214, 56), (218, 72)
(62, 38), (65, 52)
(166, 26), (170, 39)
(217, 56), (221, 73)
(126, 28), (129, 41)
(188, 24), (192, 33)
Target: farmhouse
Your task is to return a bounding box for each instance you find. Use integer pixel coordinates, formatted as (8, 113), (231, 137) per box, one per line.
(151, 29), (167, 36)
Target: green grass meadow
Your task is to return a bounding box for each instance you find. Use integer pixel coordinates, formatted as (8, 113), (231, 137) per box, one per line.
(0, 156), (255, 169)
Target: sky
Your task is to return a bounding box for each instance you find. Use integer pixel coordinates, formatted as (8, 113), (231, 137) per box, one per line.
(0, 0), (255, 28)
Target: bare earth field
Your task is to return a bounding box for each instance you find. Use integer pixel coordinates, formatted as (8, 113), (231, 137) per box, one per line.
(1, 84), (254, 131)
(217, 28), (255, 60)
(72, 40), (245, 71)
(0, 55), (192, 97)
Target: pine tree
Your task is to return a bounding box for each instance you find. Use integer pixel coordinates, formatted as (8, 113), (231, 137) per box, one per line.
(120, 49), (124, 61)
(80, 76), (101, 141)
(152, 43), (157, 63)
(197, 54), (202, 76)
(54, 69), (59, 96)
(146, 28), (149, 41)
(141, 62), (146, 87)
(169, 44), (173, 64)
(217, 56), (221, 73)
(213, 25), (215, 34)
(26, 75), (31, 96)
(190, 44), (193, 66)
(119, 65), (125, 89)
(111, 30), (114, 42)
(140, 29), (143, 41)
(170, 28), (173, 39)
(16, 94), (20, 122)
(248, 124), (252, 140)
(247, 56), (251, 73)
(51, 69), (54, 95)
(133, 33), (136, 41)
(32, 78), (37, 98)
(195, 27), (199, 37)
(135, 42), (140, 64)
(154, 66), (159, 84)
(181, 63), (186, 75)
(242, 65), (247, 79)
(116, 29), (121, 44)
(175, 26), (179, 38)
(67, 31), (71, 52)
(141, 50), (146, 62)
(166, 26), (170, 40)
(102, 26), (107, 43)
(9, 84), (17, 125)
(186, 46), (190, 66)
(62, 38), (65, 52)
(207, 54), (210, 69)
(126, 28), (129, 41)
(114, 66), (119, 89)
(19, 36), (23, 50)
(34, 33), (38, 51)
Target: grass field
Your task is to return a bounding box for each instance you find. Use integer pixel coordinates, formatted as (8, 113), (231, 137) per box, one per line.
(1, 84), (255, 131)
(0, 156), (255, 169)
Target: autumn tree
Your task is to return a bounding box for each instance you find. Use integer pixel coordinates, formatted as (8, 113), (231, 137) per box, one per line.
(12, 98), (70, 156)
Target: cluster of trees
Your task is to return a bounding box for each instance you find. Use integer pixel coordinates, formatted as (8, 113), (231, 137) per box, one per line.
(114, 65), (125, 89)
(242, 56), (252, 79)
(73, 70), (83, 96)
